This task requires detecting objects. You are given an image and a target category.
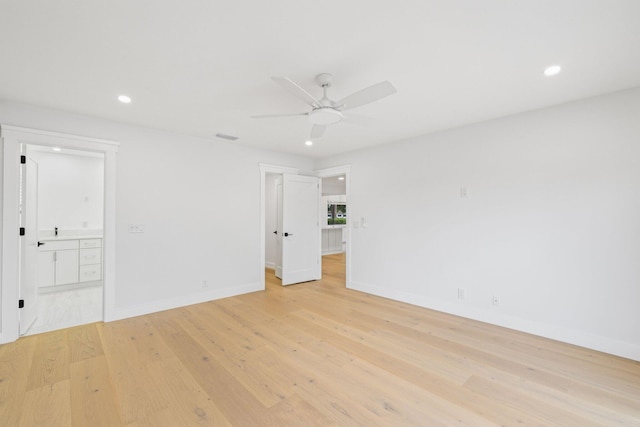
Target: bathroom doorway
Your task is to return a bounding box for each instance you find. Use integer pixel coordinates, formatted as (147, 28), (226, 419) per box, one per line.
(23, 144), (105, 335)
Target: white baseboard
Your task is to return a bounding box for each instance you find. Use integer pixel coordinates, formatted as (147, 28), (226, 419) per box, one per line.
(348, 280), (640, 362)
(322, 250), (345, 256)
(39, 280), (102, 294)
(108, 281), (262, 322)
(265, 261), (276, 270)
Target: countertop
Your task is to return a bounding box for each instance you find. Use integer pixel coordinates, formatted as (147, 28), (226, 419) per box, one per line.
(39, 235), (103, 242)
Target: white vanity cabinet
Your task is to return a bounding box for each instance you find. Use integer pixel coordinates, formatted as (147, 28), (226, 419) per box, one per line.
(38, 237), (102, 288)
(38, 240), (79, 287)
(79, 239), (102, 282)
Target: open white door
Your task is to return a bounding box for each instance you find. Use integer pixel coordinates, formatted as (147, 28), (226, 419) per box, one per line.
(19, 154), (39, 335)
(280, 174), (321, 286)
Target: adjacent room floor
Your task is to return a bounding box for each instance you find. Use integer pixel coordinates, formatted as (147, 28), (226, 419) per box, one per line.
(25, 285), (103, 336)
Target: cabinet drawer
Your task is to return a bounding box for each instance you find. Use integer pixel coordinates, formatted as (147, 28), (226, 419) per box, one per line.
(79, 264), (102, 282)
(80, 238), (102, 249)
(79, 248), (101, 265)
(40, 240), (78, 251)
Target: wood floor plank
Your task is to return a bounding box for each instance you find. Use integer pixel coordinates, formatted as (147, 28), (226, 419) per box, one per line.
(68, 323), (104, 362)
(263, 394), (338, 427)
(69, 355), (123, 427)
(0, 336), (38, 427)
(170, 305), (296, 408)
(19, 380), (72, 427)
(148, 309), (269, 426)
(464, 374), (603, 427)
(141, 356), (232, 426)
(97, 319), (171, 424)
(26, 329), (70, 390)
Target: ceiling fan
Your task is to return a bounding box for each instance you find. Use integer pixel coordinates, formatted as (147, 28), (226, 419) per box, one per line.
(252, 73), (397, 139)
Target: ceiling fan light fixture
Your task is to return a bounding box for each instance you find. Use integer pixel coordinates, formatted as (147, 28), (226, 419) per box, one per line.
(308, 107), (343, 125)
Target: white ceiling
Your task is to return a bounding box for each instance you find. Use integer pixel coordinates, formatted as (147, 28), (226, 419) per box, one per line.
(1, 1), (639, 158)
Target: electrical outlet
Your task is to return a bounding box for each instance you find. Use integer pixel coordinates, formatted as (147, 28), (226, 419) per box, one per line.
(458, 288), (466, 300)
(202, 280), (208, 289)
(492, 295), (500, 305)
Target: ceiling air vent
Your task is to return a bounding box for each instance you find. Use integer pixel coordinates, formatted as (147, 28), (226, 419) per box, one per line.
(216, 133), (239, 141)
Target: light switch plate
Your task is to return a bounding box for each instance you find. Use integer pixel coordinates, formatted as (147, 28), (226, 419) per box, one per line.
(128, 224), (145, 233)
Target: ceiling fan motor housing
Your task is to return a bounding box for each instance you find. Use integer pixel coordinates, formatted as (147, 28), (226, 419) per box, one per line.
(308, 107), (343, 125)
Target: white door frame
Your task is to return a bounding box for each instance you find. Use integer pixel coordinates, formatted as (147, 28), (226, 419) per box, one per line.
(314, 165), (352, 287)
(259, 163), (300, 289)
(1, 125), (119, 344)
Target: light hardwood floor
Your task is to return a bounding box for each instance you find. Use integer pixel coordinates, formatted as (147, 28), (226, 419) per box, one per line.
(1, 253), (639, 426)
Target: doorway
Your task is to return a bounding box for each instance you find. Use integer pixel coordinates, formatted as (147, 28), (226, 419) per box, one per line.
(320, 174), (347, 285)
(314, 165), (351, 288)
(1, 125), (118, 345)
(23, 144), (105, 335)
(263, 171), (321, 286)
(260, 163), (351, 290)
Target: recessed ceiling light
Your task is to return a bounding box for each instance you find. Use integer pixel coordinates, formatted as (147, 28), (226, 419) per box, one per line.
(305, 140), (313, 146)
(338, 176), (344, 180)
(117, 95), (132, 103)
(52, 147), (61, 152)
(544, 65), (562, 76)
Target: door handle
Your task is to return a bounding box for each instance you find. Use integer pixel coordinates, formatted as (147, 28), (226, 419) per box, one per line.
(284, 232), (293, 237)
(37, 241), (45, 247)
(273, 230), (278, 234)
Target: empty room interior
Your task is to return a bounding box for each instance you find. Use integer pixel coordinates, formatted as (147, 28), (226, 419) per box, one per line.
(1, 1), (639, 426)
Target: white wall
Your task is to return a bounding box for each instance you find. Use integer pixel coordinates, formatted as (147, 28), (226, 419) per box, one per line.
(316, 87), (640, 360)
(0, 101), (313, 326)
(29, 149), (104, 233)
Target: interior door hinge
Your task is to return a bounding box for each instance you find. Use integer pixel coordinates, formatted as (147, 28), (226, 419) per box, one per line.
(18, 299), (24, 308)
(19, 227), (25, 236)
(20, 155), (26, 164)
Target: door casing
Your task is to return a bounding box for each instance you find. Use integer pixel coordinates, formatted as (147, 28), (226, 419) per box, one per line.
(1, 125), (119, 344)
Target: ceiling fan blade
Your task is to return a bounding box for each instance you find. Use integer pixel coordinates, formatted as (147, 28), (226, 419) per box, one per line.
(251, 112), (308, 119)
(272, 77), (321, 108)
(310, 124), (326, 139)
(335, 80), (397, 111)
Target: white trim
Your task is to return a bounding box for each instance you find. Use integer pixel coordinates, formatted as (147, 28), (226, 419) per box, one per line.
(111, 281), (262, 321)
(259, 163), (300, 290)
(314, 165), (352, 287)
(349, 280), (640, 362)
(1, 125), (119, 344)
(1, 125), (119, 150)
(322, 250), (345, 256)
(314, 165), (351, 179)
(259, 163), (300, 175)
